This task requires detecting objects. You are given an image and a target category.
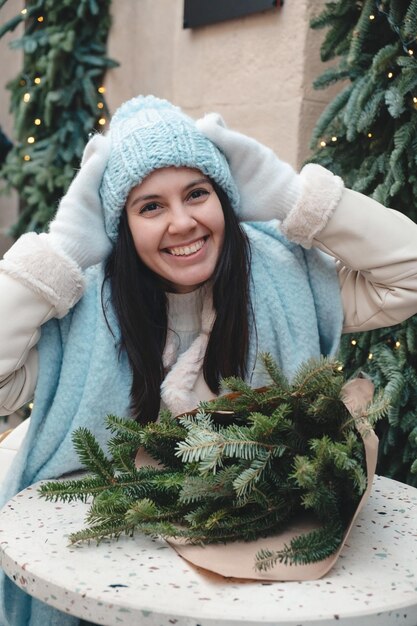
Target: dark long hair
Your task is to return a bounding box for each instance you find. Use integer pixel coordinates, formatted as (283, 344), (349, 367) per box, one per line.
(103, 183), (252, 423)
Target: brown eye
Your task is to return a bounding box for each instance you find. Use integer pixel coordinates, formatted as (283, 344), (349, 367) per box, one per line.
(140, 202), (160, 214)
(189, 188), (209, 201)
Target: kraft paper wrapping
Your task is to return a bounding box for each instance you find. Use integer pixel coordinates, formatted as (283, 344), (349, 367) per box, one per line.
(136, 377), (378, 581)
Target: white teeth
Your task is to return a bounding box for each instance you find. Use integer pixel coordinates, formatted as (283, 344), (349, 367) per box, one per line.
(167, 238), (205, 256)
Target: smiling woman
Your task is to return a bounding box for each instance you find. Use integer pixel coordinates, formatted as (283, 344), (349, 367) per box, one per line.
(2, 94), (417, 626)
(125, 167), (225, 293)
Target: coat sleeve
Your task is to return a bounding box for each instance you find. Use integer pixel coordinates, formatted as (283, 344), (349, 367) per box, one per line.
(281, 164), (417, 333)
(313, 188), (417, 333)
(0, 233), (85, 416)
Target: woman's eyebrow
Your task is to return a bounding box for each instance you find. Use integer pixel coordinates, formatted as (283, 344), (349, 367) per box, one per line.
(184, 177), (211, 189)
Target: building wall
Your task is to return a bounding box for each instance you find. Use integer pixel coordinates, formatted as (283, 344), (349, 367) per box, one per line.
(105, 0), (339, 169)
(0, 2), (21, 257)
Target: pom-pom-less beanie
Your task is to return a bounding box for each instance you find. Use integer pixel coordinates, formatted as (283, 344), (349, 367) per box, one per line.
(100, 95), (240, 242)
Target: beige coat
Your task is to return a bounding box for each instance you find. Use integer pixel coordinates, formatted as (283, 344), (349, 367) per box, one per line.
(2, 166), (417, 420)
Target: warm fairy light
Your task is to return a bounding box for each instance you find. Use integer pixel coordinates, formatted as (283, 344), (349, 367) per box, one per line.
(395, 341), (401, 348)
(368, 132), (373, 138)
(97, 102), (104, 109)
(34, 77), (41, 84)
(23, 154), (31, 161)
(368, 352), (373, 360)
(369, 14), (375, 20)
(413, 97), (417, 104)
(34, 118), (41, 125)
(387, 72), (394, 78)
(21, 8), (27, 14)
(408, 49), (414, 56)
(27, 136), (35, 144)
(37, 16), (44, 22)
(98, 117), (106, 125)
(28, 402), (34, 410)
(331, 136), (337, 142)
(320, 140), (327, 147)
(351, 339), (357, 345)
(23, 92), (31, 102)
(337, 365), (343, 371)
(98, 86), (106, 94)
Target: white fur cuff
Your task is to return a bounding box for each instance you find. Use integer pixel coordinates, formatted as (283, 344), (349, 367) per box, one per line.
(0, 233), (85, 317)
(280, 164), (344, 249)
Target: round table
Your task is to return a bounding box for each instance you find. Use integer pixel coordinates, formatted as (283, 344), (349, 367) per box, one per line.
(1, 475), (417, 626)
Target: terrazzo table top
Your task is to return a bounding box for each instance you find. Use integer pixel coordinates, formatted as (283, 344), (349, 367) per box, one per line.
(0, 475), (416, 626)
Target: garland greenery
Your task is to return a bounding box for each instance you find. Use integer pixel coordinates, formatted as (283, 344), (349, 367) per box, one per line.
(0, 0), (117, 237)
(39, 356), (388, 570)
(309, 0), (417, 486)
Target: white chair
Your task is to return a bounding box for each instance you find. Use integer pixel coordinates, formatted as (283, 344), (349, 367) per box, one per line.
(0, 419), (30, 485)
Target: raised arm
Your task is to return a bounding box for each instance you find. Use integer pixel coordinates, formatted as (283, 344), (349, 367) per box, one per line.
(197, 114), (417, 333)
(0, 134), (111, 415)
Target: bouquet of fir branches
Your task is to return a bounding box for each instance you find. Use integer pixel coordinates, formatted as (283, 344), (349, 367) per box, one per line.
(39, 355), (386, 571)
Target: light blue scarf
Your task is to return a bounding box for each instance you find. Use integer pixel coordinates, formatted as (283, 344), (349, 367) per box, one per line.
(0, 221), (343, 626)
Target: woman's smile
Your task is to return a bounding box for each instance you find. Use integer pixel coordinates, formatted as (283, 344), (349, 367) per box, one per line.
(126, 167), (225, 293)
(163, 236), (208, 257)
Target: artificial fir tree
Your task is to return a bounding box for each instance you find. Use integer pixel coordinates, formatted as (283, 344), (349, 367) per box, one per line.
(0, 0), (117, 235)
(39, 356), (387, 569)
(309, 0), (417, 486)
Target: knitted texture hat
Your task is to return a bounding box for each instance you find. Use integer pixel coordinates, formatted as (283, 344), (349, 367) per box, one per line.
(100, 95), (240, 242)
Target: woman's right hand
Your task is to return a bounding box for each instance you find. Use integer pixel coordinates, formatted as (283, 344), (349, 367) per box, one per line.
(48, 133), (112, 269)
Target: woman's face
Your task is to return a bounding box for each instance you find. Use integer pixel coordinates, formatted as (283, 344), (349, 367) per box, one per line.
(125, 167), (225, 293)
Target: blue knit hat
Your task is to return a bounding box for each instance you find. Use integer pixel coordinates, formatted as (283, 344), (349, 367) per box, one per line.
(100, 95), (240, 242)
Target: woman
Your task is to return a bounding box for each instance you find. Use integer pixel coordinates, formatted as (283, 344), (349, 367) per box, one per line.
(1, 94), (417, 626)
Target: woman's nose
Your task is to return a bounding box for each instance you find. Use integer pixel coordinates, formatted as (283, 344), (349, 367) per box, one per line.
(167, 205), (197, 234)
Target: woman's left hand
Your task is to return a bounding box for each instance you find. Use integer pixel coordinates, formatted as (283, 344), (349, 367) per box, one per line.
(196, 113), (302, 222)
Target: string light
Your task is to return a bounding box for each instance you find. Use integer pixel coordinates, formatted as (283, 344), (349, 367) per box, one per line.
(34, 77), (41, 84)
(37, 16), (44, 22)
(408, 49), (414, 56)
(337, 365), (343, 371)
(320, 140), (327, 147)
(34, 118), (41, 125)
(97, 102), (104, 109)
(369, 14), (375, 20)
(368, 132), (373, 138)
(368, 352), (373, 360)
(395, 341), (401, 348)
(23, 155), (31, 161)
(23, 93), (31, 102)
(27, 136), (35, 144)
(28, 402), (34, 410)
(98, 86), (106, 94)
(387, 72), (394, 79)
(21, 8), (27, 15)
(413, 97), (417, 104)
(98, 117), (106, 126)
(331, 136), (337, 142)
(351, 339), (357, 346)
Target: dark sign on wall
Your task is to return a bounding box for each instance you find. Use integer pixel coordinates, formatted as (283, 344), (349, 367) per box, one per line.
(183, 0), (282, 29)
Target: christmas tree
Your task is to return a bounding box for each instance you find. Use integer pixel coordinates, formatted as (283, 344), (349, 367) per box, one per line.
(309, 0), (417, 486)
(39, 356), (387, 569)
(0, 0), (117, 236)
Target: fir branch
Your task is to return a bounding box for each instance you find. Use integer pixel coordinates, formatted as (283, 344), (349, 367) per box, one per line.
(72, 428), (116, 483)
(255, 522), (343, 570)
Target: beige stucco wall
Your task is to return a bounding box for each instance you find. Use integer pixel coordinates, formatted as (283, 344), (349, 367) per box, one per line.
(105, 0), (338, 169)
(0, 3), (21, 256)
